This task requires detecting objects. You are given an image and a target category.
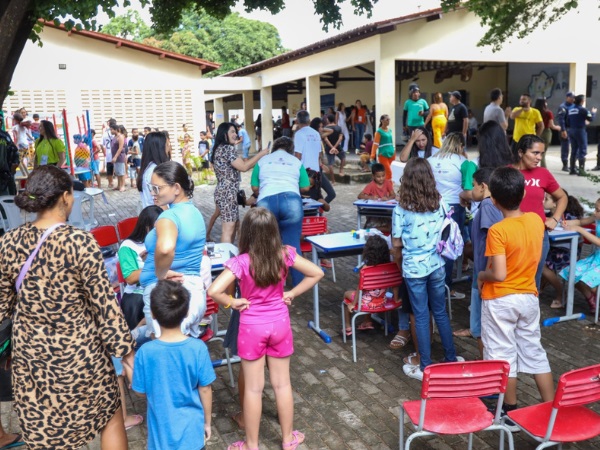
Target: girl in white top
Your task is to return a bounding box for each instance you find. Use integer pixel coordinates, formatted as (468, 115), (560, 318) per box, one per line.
(336, 103), (350, 152)
(137, 132), (170, 209)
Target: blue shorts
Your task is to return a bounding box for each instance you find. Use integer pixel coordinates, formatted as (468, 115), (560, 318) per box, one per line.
(91, 160), (100, 175)
(78, 170), (92, 181)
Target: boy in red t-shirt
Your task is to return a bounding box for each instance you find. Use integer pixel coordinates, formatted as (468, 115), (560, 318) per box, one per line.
(358, 163), (396, 233)
(477, 167), (554, 430)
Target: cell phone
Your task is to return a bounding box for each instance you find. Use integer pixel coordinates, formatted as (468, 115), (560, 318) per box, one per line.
(267, 141), (272, 152)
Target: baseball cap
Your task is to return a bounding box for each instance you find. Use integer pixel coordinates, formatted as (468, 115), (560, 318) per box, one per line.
(566, 91), (575, 98)
(409, 83), (420, 92)
(449, 91), (462, 100)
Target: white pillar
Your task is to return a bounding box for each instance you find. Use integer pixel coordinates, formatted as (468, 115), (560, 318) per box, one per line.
(242, 91), (255, 151)
(569, 62), (589, 97)
(192, 88), (206, 148)
(214, 98), (225, 128)
(374, 51), (396, 140)
(306, 75), (320, 120)
(260, 86), (273, 147)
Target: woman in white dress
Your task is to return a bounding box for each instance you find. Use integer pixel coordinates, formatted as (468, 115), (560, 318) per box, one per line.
(335, 103), (350, 152)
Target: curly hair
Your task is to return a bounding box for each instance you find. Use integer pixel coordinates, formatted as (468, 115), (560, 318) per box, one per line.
(15, 165), (72, 213)
(362, 235), (390, 266)
(397, 158), (440, 212)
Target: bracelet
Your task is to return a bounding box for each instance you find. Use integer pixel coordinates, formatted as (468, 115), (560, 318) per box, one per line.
(224, 295), (232, 309)
(552, 217), (559, 224)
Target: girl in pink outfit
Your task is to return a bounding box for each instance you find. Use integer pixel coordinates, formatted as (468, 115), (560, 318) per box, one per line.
(208, 207), (323, 450)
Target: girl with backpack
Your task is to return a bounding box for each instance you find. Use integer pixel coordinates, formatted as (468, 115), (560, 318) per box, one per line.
(392, 158), (461, 381)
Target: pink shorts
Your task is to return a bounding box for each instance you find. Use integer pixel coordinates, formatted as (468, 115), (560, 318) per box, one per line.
(237, 316), (294, 360)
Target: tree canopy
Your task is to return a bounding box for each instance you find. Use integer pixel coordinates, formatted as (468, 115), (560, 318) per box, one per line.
(0, 0), (587, 108)
(101, 8), (286, 76)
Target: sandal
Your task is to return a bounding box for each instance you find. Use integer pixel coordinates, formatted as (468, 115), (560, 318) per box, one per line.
(550, 299), (564, 309)
(389, 332), (411, 350)
(282, 430), (305, 449)
(125, 414), (144, 430)
(357, 321), (374, 331)
(345, 327), (352, 337)
(228, 442), (258, 450)
(0, 433), (24, 449)
(453, 328), (473, 338)
(403, 352), (420, 366)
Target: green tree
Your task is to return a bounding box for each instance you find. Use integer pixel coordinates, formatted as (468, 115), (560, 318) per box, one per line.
(102, 8), (285, 76)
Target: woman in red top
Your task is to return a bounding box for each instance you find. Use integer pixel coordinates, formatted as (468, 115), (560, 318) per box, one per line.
(351, 100), (368, 154)
(512, 134), (567, 290)
(534, 98), (561, 168)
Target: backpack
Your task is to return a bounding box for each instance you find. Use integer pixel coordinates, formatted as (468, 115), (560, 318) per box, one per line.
(436, 203), (464, 260)
(0, 130), (19, 194)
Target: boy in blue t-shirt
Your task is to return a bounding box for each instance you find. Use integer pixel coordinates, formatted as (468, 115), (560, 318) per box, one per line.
(132, 280), (215, 450)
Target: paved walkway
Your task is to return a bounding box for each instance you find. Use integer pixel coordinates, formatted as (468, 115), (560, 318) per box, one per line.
(4, 146), (600, 449)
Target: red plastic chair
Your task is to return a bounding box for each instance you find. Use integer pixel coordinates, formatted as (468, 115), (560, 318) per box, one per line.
(506, 363), (600, 449)
(90, 225), (119, 248)
(201, 295), (234, 387)
(400, 360), (515, 450)
(301, 216), (336, 281)
(117, 216), (138, 241)
(342, 261), (402, 362)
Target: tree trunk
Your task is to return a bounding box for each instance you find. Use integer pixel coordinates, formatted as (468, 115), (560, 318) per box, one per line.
(0, 0), (36, 111)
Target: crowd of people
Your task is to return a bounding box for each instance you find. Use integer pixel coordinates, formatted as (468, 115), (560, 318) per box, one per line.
(0, 84), (598, 449)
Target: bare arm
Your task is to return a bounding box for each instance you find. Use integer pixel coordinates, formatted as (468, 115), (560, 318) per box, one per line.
(399, 129), (422, 162)
(548, 118), (561, 132)
(154, 218), (178, 281)
(545, 187), (567, 230)
(462, 117), (469, 136)
(231, 148), (269, 172)
(207, 269), (250, 311)
(282, 254), (324, 304)
(509, 108), (523, 120)
(199, 385), (213, 440)
(477, 254), (507, 291)
(392, 237), (403, 269)
(535, 120), (544, 137)
(424, 107), (433, 127)
(125, 269), (141, 285)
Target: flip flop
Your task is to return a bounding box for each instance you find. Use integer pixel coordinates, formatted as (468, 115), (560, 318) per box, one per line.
(282, 430), (305, 449)
(345, 327), (353, 337)
(453, 328), (473, 338)
(357, 321), (374, 331)
(550, 299), (564, 309)
(125, 414), (144, 431)
(0, 434), (25, 449)
(228, 441), (258, 450)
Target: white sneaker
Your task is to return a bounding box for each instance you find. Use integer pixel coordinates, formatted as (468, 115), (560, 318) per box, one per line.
(403, 364), (423, 381)
(450, 290), (466, 300)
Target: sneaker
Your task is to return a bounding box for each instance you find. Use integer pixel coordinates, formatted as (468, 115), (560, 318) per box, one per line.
(403, 364), (423, 381)
(500, 411), (521, 433)
(592, 165), (600, 171)
(450, 290), (465, 300)
(562, 165), (569, 172)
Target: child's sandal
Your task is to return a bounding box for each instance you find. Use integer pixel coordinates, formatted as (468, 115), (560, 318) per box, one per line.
(587, 293), (597, 313)
(282, 430), (305, 449)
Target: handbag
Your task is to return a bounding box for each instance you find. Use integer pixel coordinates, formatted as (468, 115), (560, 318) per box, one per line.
(436, 203), (464, 261)
(0, 223), (64, 364)
(237, 189), (247, 207)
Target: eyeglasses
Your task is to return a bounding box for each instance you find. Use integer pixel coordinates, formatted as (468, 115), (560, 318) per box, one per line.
(147, 183), (170, 195)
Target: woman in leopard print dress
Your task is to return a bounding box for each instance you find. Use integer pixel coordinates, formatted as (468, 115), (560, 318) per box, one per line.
(0, 166), (134, 450)
(211, 122), (268, 242)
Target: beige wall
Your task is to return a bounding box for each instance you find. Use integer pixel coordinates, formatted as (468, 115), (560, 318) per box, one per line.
(6, 26), (209, 157)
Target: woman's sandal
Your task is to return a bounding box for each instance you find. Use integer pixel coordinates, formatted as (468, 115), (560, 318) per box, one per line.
(228, 441), (258, 450)
(231, 411), (245, 430)
(550, 299), (564, 309)
(357, 321), (374, 331)
(389, 332), (411, 350)
(452, 328), (473, 338)
(403, 352), (420, 366)
(586, 293), (597, 313)
(345, 327), (353, 337)
(282, 430), (305, 450)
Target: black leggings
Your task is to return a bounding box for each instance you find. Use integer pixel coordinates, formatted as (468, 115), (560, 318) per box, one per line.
(320, 172), (336, 204)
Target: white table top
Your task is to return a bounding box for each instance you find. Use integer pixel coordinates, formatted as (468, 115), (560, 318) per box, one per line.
(306, 231), (366, 252)
(209, 243), (239, 270)
(302, 198), (322, 209)
(353, 199), (398, 209)
(549, 228), (579, 240)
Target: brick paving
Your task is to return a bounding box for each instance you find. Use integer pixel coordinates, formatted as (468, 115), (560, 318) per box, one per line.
(3, 146), (600, 449)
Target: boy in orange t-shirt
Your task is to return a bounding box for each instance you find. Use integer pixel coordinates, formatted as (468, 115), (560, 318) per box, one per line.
(357, 163), (395, 233)
(477, 167), (554, 429)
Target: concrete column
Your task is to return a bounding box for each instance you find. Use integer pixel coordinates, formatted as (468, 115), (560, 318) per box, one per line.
(213, 98), (225, 127)
(569, 62), (589, 96)
(306, 75), (320, 120)
(242, 91), (256, 151)
(260, 86), (273, 147)
(374, 53), (396, 140)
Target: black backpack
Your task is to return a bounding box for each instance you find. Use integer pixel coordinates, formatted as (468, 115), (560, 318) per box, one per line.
(0, 131), (19, 194)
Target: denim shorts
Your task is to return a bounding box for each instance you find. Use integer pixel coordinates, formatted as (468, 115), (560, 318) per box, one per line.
(114, 162), (126, 177)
